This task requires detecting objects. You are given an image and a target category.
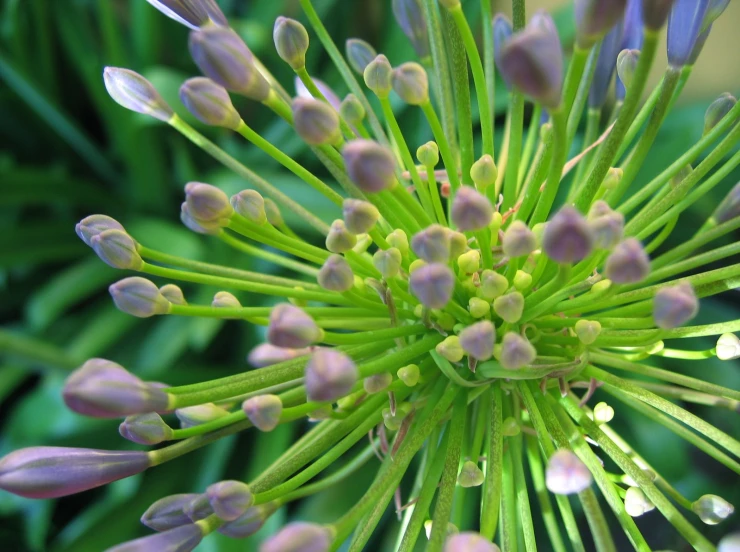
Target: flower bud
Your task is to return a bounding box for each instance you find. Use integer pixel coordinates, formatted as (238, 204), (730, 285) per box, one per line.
(692, 494), (735, 525)
(108, 523), (203, 552)
(642, 0), (677, 30)
(589, 21), (625, 108)
(478, 270), (508, 300)
(468, 297), (490, 318)
(373, 248), (402, 279)
(409, 263), (455, 309)
(704, 93), (736, 135)
(181, 203), (219, 235)
(588, 200), (625, 249)
(412, 224), (451, 263)
(387, 228), (410, 255)
(340, 94), (366, 124)
(219, 506), (268, 538)
(176, 403), (230, 428)
(605, 238), (650, 283)
(575, 0), (627, 49)
(436, 335), (465, 363)
(457, 461), (485, 488)
(364, 54), (393, 98)
(364, 372), (393, 394)
(144, 0), (227, 30)
(543, 206), (594, 263)
(653, 281), (698, 329)
(0, 446), (151, 499)
(110, 277), (171, 317)
(206, 480), (253, 521)
(90, 229), (144, 270)
(261, 522), (332, 552)
(470, 154), (498, 190)
(493, 14), (514, 70)
(575, 320), (602, 345)
(326, 220), (357, 253)
(160, 284), (187, 305)
(292, 97), (341, 145)
(719, 533), (740, 552)
(103, 67), (174, 122)
(713, 181), (740, 224)
(458, 250), (480, 274)
(231, 189), (267, 224)
(189, 26), (271, 101)
(179, 77), (241, 129)
(76, 214), (125, 246)
(417, 141), (440, 166)
(210, 291), (241, 311)
(502, 221), (536, 258)
(617, 48), (640, 90)
(305, 349), (358, 402)
(397, 364), (420, 386)
(498, 332), (536, 370)
(459, 321), (496, 361)
(625, 486), (655, 517)
(141, 493), (200, 531)
(274, 16), (309, 70)
(716, 333), (740, 360)
(546, 449), (592, 494)
(445, 532), (500, 552)
(667, 0), (709, 67)
(343, 199), (379, 234)
(392, 62), (429, 105)
(242, 394), (283, 432)
(451, 186), (494, 231)
(392, 0), (429, 59)
(593, 401), (615, 424)
(318, 254), (355, 292)
(267, 303), (322, 348)
(185, 182), (234, 227)
(343, 139), (397, 193)
(346, 38), (377, 75)
(493, 292), (525, 324)
(119, 413), (173, 445)
(513, 270), (532, 291)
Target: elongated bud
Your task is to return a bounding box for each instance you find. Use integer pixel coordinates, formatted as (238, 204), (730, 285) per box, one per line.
(104, 67), (174, 122)
(181, 203), (219, 235)
(343, 139), (397, 193)
(653, 281), (698, 329)
(459, 321), (496, 361)
(713, 182), (740, 224)
(575, 320), (602, 345)
(0, 446), (150, 499)
(445, 532), (500, 552)
(318, 254), (354, 292)
(364, 54), (393, 98)
(340, 94), (365, 125)
(392, 62), (429, 105)
(692, 494), (735, 524)
(76, 214), (125, 246)
(498, 332), (536, 369)
(264, 199), (284, 226)
(243, 394), (283, 432)
(231, 189), (267, 224)
(719, 533), (740, 552)
(667, 0), (709, 67)
(305, 349), (358, 402)
(292, 97), (341, 145)
(498, 12), (563, 108)
(185, 182), (234, 228)
(493, 292), (525, 324)
(479, 270), (508, 300)
(343, 199), (379, 234)
(393, 0), (429, 58)
(373, 248), (402, 279)
(346, 38), (377, 75)
(176, 403), (229, 428)
(457, 461), (485, 488)
(493, 14), (514, 70)
(502, 221), (536, 258)
(261, 522), (332, 552)
(575, 0), (627, 49)
(90, 229), (143, 270)
(326, 220), (357, 253)
(364, 372), (393, 394)
(417, 141), (440, 166)
(274, 17), (309, 70)
(543, 206), (594, 263)
(267, 303), (321, 348)
(617, 48), (640, 90)
(589, 21), (624, 108)
(409, 263), (454, 309)
(588, 200), (624, 249)
(119, 413), (173, 445)
(470, 154), (498, 190)
(212, 291), (241, 310)
(704, 93), (737, 135)
(110, 277), (171, 317)
(451, 186), (494, 231)
(184, 494), (213, 522)
(625, 486), (656, 517)
(145, 0), (227, 30)
(206, 480), (253, 521)
(643, 0), (677, 29)
(108, 524), (203, 552)
(142, 493), (200, 531)
(189, 27), (270, 101)
(437, 335), (464, 362)
(179, 77), (241, 129)
(412, 224), (451, 263)
(605, 238), (650, 283)
(160, 284), (187, 305)
(716, 333), (740, 360)
(219, 506), (268, 538)
(546, 449), (592, 494)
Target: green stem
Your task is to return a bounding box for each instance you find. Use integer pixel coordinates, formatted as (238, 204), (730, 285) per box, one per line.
(480, 382), (503, 540)
(217, 233), (319, 277)
(529, 108), (568, 225)
(421, 100), (461, 191)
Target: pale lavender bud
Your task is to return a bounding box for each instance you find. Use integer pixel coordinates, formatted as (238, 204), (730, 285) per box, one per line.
(185, 182), (234, 227)
(90, 229), (143, 270)
(493, 14), (513, 71)
(326, 220), (357, 253)
(498, 332), (536, 370)
(63, 358), (170, 418)
(231, 189), (267, 224)
(393, 0), (429, 59)
(373, 248), (402, 279)
(445, 532), (500, 552)
(0, 446), (151, 498)
(103, 67), (174, 122)
(459, 321), (496, 361)
(212, 291), (241, 310)
(75, 214), (125, 246)
(451, 186), (494, 231)
(605, 238), (650, 283)
(141, 493), (200, 531)
(346, 38), (377, 75)
(588, 200), (625, 249)
(502, 220), (536, 258)
(261, 522), (332, 552)
(343, 199), (380, 234)
(206, 480), (253, 521)
(318, 254), (355, 292)
(340, 94), (366, 125)
(292, 97), (341, 145)
(409, 263), (455, 309)
(653, 281), (698, 329)
(274, 17), (309, 70)
(575, 0), (627, 49)
(704, 94), (737, 135)
(305, 349), (358, 402)
(110, 276), (171, 318)
(624, 486), (656, 517)
(247, 343), (310, 367)
(364, 54), (393, 98)
(392, 62), (429, 105)
(642, 0), (677, 30)
(343, 140), (397, 193)
(575, 320), (602, 345)
(179, 77), (241, 129)
(181, 203), (220, 235)
(183, 493), (213, 521)
(160, 284), (187, 305)
(493, 292), (525, 324)
(692, 494), (735, 524)
(108, 524), (203, 552)
(175, 403), (230, 429)
(543, 206), (594, 263)
(267, 303), (322, 348)
(719, 532), (740, 552)
(412, 224), (451, 263)
(546, 449), (592, 494)
(219, 506), (268, 538)
(144, 0), (227, 30)
(242, 394), (283, 431)
(667, 0), (709, 67)
(119, 413), (174, 445)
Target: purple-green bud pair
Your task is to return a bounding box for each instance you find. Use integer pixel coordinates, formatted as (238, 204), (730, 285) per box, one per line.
(76, 215), (144, 270)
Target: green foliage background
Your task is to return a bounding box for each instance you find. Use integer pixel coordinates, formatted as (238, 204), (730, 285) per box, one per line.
(0, 1), (737, 550)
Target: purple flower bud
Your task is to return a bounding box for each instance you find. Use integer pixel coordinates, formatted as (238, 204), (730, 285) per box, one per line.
(318, 254), (355, 292)
(346, 38), (378, 75)
(605, 238), (650, 283)
(189, 26), (271, 101)
(340, 94), (366, 125)
(667, 0), (710, 67)
(231, 189), (267, 224)
(393, 0), (430, 58)
(219, 506), (268, 538)
(103, 67), (174, 122)
(575, 0), (627, 49)
(392, 62), (429, 105)
(110, 277), (171, 318)
(493, 14), (514, 71)
(108, 523), (203, 552)
(493, 292), (525, 324)
(119, 413), (174, 445)
(274, 16), (309, 70)
(89, 229), (143, 270)
(326, 220), (357, 253)
(242, 394), (283, 431)
(445, 532), (500, 552)
(145, 0), (227, 30)
(502, 220), (537, 258)
(141, 493), (201, 531)
(206, 480), (253, 521)
(617, 48), (640, 92)
(704, 0), (731, 31)
(714, 182), (740, 224)
(305, 349), (358, 402)
(160, 284), (187, 305)
(267, 303), (322, 348)
(412, 224), (451, 263)
(75, 214), (125, 246)
(498, 332), (536, 370)
(653, 281), (699, 329)
(175, 403), (230, 428)
(0, 446), (151, 499)
(588, 200), (625, 249)
(364, 54), (393, 98)
(181, 203), (220, 235)
(546, 449), (593, 494)
(543, 206), (594, 263)
(247, 343), (310, 367)
(292, 97), (341, 145)
(185, 182), (234, 227)
(343, 139), (397, 193)
(642, 0), (678, 30)
(179, 77), (241, 129)
(459, 321), (496, 361)
(373, 247), (402, 279)
(704, 93), (737, 136)
(692, 494), (735, 525)
(451, 186), (494, 231)
(260, 521), (332, 552)
(63, 358), (170, 418)
(343, 199), (380, 234)
(589, 21), (624, 108)
(498, 12), (563, 108)
(409, 263), (455, 309)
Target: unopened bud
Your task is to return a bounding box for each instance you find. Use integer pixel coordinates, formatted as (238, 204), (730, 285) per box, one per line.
(373, 248), (402, 279)
(468, 297), (490, 318)
(364, 372), (393, 394)
(445, 532), (500, 552)
(305, 349), (358, 402)
(211, 291), (241, 311)
(103, 67), (174, 122)
(436, 335), (464, 363)
(498, 332), (536, 369)
(346, 38), (377, 74)
(589, 22), (625, 108)
(364, 54), (393, 98)
(625, 486), (655, 517)
(274, 16), (309, 70)
(144, 0), (227, 30)
(493, 292), (524, 324)
(459, 321), (496, 361)
(397, 364), (420, 386)
(417, 141), (440, 166)
(546, 449), (592, 494)
(513, 270), (532, 291)
(667, 0), (709, 67)
(605, 238), (650, 283)
(119, 413), (173, 445)
(617, 49), (640, 90)
(451, 186), (494, 231)
(343, 199), (379, 235)
(292, 97), (341, 145)
(242, 395), (283, 432)
(318, 254), (355, 292)
(653, 281), (698, 329)
(393, 0), (429, 60)
(543, 206), (594, 263)
(180, 77), (241, 129)
(470, 155), (498, 191)
(176, 403), (229, 429)
(574, 0), (628, 49)
(141, 493), (200, 531)
(231, 189), (267, 224)
(493, 14), (514, 70)
(457, 461), (485, 488)
(478, 270), (508, 300)
(704, 93), (737, 135)
(409, 263), (455, 309)
(575, 320), (602, 345)
(205, 480), (253, 522)
(90, 229), (143, 270)
(267, 303), (322, 348)
(588, 200), (624, 249)
(448, 230), (468, 259)
(642, 0), (677, 30)
(392, 62), (429, 105)
(386, 229), (410, 255)
(160, 284), (186, 305)
(340, 94), (366, 124)
(502, 221), (536, 258)
(76, 214), (125, 246)
(412, 224), (451, 263)
(593, 401), (614, 423)
(458, 250), (480, 274)
(261, 522), (332, 552)
(181, 203), (219, 235)
(343, 139), (397, 193)
(716, 333), (740, 360)
(219, 506), (267, 538)
(719, 532), (740, 552)
(109, 524), (203, 552)
(325, 221), (357, 254)
(185, 182), (234, 228)
(110, 277), (171, 317)
(692, 494), (735, 525)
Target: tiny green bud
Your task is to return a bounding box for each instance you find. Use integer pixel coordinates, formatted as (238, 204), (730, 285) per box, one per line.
(575, 319), (602, 345)
(109, 277), (171, 318)
(692, 494), (735, 525)
(326, 220), (357, 253)
(292, 97), (341, 145)
(451, 186), (494, 231)
(340, 94), (366, 125)
(363, 372), (393, 394)
(409, 263), (455, 309)
(343, 139), (397, 193)
(617, 49), (640, 90)
(625, 486), (655, 517)
(493, 292), (525, 324)
(602, 167), (623, 190)
(267, 303), (322, 348)
(242, 394), (283, 432)
(417, 141), (439, 166)
(160, 284), (186, 305)
(386, 228), (409, 255)
(392, 62), (429, 104)
(470, 154), (498, 190)
(412, 224), (451, 264)
(716, 333), (740, 360)
(478, 270), (508, 300)
(448, 230), (468, 260)
(364, 54), (393, 98)
(176, 403), (230, 429)
(274, 16), (309, 70)
(546, 449), (592, 494)
(459, 320), (496, 361)
(593, 401), (614, 424)
(397, 364), (420, 386)
(231, 189), (267, 224)
(346, 38), (377, 75)
(318, 254), (355, 292)
(90, 229), (143, 270)
(458, 250), (481, 274)
(498, 332), (536, 369)
(704, 93), (737, 135)
(212, 291), (241, 309)
(457, 460), (485, 487)
(103, 67), (174, 122)
(502, 417), (520, 436)
(305, 349), (359, 402)
(373, 248), (402, 279)
(468, 298), (490, 319)
(513, 270), (533, 291)
(502, 220), (536, 258)
(179, 77), (241, 129)
(436, 335), (464, 363)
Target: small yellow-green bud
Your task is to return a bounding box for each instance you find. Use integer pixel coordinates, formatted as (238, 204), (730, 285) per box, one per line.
(386, 229), (409, 255)
(436, 335), (464, 362)
(498, 332), (536, 369)
(593, 401), (614, 424)
(373, 248), (402, 279)
(513, 270), (532, 291)
(417, 141), (439, 166)
(363, 372), (393, 394)
(457, 250), (480, 274)
(318, 254), (354, 292)
(436, 312), (456, 331)
(212, 291), (241, 310)
(292, 97), (341, 145)
(704, 93), (737, 136)
(502, 417), (520, 436)
(397, 364), (420, 386)
(468, 298), (490, 319)
(575, 319), (601, 345)
(364, 54), (393, 98)
(447, 230), (468, 260)
(159, 284), (186, 305)
(692, 494), (735, 525)
(546, 449), (592, 494)
(176, 403), (230, 429)
(478, 270), (509, 300)
(326, 220), (357, 253)
(470, 154), (498, 190)
(346, 38), (377, 75)
(119, 413), (173, 445)
(451, 186), (494, 231)
(273, 16), (309, 70)
(716, 333), (740, 360)
(590, 278), (613, 296)
(457, 460), (485, 487)
(340, 94), (366, 125)
(617, 49), (639, 90)
(392, 62), (428, 105)
(409, 259), (426, 273)
(459, 320), (496, 361)
(493, 292), (524, 324)
(343, 139), (397, 193)
(625, 486), (655, 517)
(410, 263), (454, 309)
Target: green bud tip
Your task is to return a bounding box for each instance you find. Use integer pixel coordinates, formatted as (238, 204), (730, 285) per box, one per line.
(373, 247), (402, 279)
(457, 460), (485, 488)
(617, 49), (640, 90)
(364, 54), (393, 98)
(470, 154), (498, 190)
(339, 94), (366, 124)
(691, 494), (735, 525)
(391, 62), (429, 105)
(325, 219), (357, 253)
(212, 291), (241, 309)
(417, 141), (440, 166)
(436, 335), (464, 363)
(575, 319), (602, 345)
(363, 372), (393, 394)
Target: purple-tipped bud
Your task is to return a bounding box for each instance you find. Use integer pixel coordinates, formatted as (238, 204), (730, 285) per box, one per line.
(231, 189), (267, 224)
(498, 12), (563, 108)
(479, 269), (508, 300)
(417, 141), (440, 166)
(409, 263), (454, 309)
(0, 446), (151, 498)
(692, 494), (735, 525)
(498, 332), (536, 370)
(103, 67), (174, 122)
(392, 62), (429, 105)
(470, 154), (498, 190)
(642, 0), (678, 30)
(667, 0), (710, 67)
(189, 27), (270, 101)
(393, 0), (430, 58)
(76, 214), (125, 246)
(364, 372), (393, 394)
(340, 94), (366, 124)
(63, 358), (169, 418)
(653, 281), (699, 329)
(373, 247), (402, 279)
(605, 238), (650, 283)
(493, 292), (525, 324)
(364, 54), (393, 98)
(185, 182), (234, 228)
(212, 291), (241, 310)
(305, 349), (358, 402)
(110, 276), (171, 318)
(575, 0), (627, 49)
(268, 303), (322, 348)
(160, 284), (187, 305)
(543, 206), (594, 263)
(292, 97), (341, 145)
(459, 321), (496, 361)
(176, 403), (230, 429)
(90, 229), (143, 270)
(575, 319), (602, 345)
(274, 16), (309, 70)
(119, 413), (173, 445)
(617, 48), (640, 90)
(343, 199), (380, 234)
(145, 0), (227, 30)
(343, 139), (397, 193)
(502, 220), (537, 258)
(248, 343), (310, 368)
(318, 254), (355, 292)
(493, 14), (514, 71)
(108, 523), (203, 552)
(206, 480), (253, 521)
(445, 532), (501, 552)
(219, 506), (268, 538)
(260, 522), (332, 552)
(412, 224), (451, 263)
(451, 186), (494, 231)
(589, 21), (624, 108)
(180, 77), (241, 129)
(588, 200), (625, 249)
(346, 38), (377, 75)
(326, 220), (357, 253)
(141, 493), (200, 531)
(546, 449), (592, 494)
(242, 394), (283, 432)
(705, 94), (737, 136)
(719, 532), (740, 552)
